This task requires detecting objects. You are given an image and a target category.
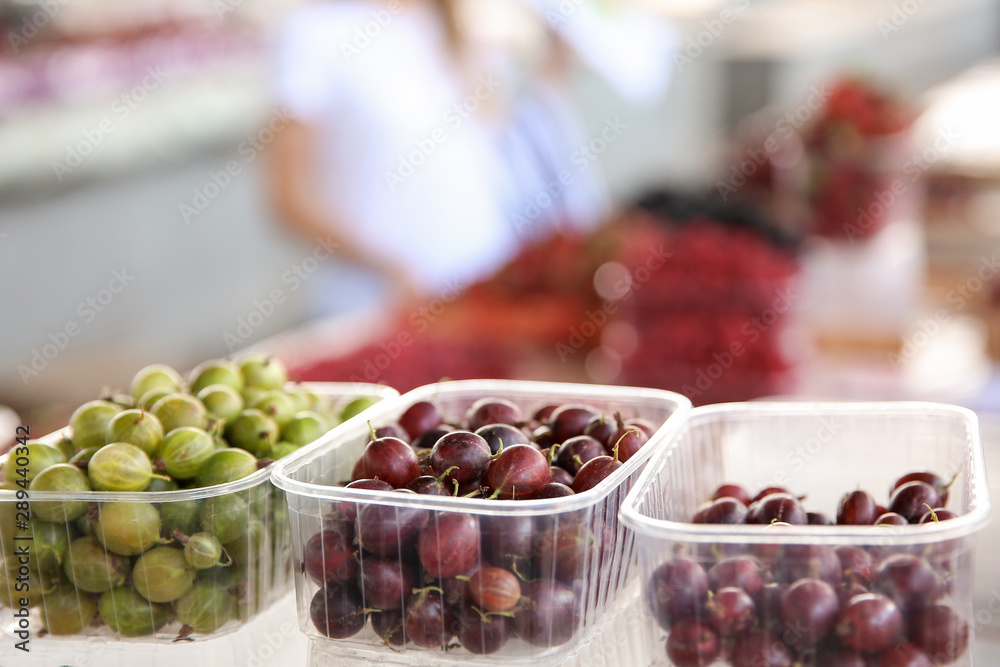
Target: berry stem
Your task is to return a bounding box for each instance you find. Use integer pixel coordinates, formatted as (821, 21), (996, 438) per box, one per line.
(511, 560), (536, 583)
(610, 429), (637, 463)
(411, 585), (443, 596)
(924, 503), (939, 523)
(945, 466), (962, 493)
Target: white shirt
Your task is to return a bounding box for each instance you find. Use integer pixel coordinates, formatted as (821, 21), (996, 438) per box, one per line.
(276, 0), (519, 296)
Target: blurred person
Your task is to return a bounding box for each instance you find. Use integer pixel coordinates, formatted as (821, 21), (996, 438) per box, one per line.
(269, 0), (673, 318)
(269, 0), (518, 317)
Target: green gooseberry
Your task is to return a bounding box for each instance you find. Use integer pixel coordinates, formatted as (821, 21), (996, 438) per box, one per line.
(63, 536), (129, 593)
(145, 475), (178, 492)
(133, 546), (195, 603)
(106, 393), (140, 410)
(233, 566), (264, 621)
(248, 488), (268, 520)
(194, 448), (258, 488)
(280, 411), (328, 447)
(52, 436), (76, 461)
(139, 387), (173, 410)
(105, 409), (164, 458)
(225, 409), (277, 458)
(0, 558), (55, 608)
(42, 584), (98, 635)
(129, 364), (183, 401)
(94, 502), (161, 556)
(337, 395), (379, 422)
(28, 520), (70, 576)
(2, 442), (66, 486)
(176, 581), (234, 634)
(160, 499), (202, 537)
(152, 393), (208, 433)
(199, 493), (249, 544)
(222, 519), (265, 567)
(159, 427), (215, 480)
(69, 401), (123, 450)
(240, 386), (268, 409)
(69, 447), (99, 465)
(197, 384), (244, 425)
(29, 464), (90, 522)
(98, 586), (173, 637)
(189, 359), (244, 395)
(198, 563), (239, 587)
(0, 498), (17, 553)
(268, 442), (300, 460)
(75, 513), (94, 537)
(184, 532), (226, 570)
(238, 355), (287, 391)
(88, 443), (152, 492)
(285, 386), (315, 413)
(250, 391), (297, 429)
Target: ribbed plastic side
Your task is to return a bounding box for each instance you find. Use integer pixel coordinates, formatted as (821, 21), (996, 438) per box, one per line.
(274, 379), (691, 665)
(621, 402), (991, 667)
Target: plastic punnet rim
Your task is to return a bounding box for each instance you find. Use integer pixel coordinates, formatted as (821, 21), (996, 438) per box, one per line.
(619, 401), (992, 547)
(271, 379), (692, 516)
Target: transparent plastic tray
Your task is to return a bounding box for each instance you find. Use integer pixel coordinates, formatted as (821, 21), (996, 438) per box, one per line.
(620, 402), (991, 667)
(0, 381), (397, 659)
(272, 379), (691, 665)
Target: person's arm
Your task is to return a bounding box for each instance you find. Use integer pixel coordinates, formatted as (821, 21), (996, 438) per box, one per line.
(268, 119), (420, 301)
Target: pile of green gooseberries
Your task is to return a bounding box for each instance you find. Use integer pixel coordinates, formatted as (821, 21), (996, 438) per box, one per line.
(0, 355), (379, 639)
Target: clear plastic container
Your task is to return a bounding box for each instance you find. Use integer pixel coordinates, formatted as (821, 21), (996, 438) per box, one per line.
(272, 379), (691, 665)
(7, 590), (307, 667)
(0, 382), (396, 658)
(620, 402), (991, 667)
(307, 579), (655, 667)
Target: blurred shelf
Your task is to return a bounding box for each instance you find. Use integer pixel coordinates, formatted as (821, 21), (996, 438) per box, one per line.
(0, 61), (270, 195)
(0, 20), (272, 196)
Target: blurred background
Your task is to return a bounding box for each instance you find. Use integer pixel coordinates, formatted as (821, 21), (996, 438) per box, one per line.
(3, 0), (1000, 656)
(6, 0), (1000, 422)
